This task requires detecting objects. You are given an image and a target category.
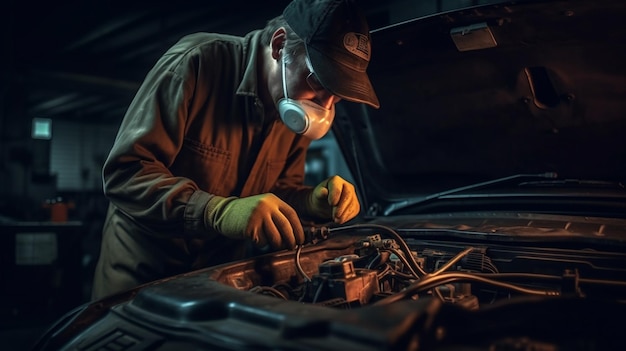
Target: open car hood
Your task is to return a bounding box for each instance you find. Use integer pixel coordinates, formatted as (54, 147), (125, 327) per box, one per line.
(332, 0), (626, 216)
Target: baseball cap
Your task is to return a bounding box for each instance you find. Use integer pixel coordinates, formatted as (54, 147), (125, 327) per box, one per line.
(283, 0), (380, 109)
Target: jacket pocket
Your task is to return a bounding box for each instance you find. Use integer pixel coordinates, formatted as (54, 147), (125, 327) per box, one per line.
(172, 140), (235, 196)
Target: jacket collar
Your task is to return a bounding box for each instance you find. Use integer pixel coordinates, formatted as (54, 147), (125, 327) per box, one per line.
(236, 30), (264, 98)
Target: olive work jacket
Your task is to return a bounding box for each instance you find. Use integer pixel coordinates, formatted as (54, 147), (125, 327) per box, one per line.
(92, 30), (314, 300)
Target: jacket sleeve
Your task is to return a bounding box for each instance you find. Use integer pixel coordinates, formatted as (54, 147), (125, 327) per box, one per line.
(102, 52), (214, 238)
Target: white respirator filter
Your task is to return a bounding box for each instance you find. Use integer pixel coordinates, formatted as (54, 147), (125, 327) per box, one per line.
(277, 55), (334, 140)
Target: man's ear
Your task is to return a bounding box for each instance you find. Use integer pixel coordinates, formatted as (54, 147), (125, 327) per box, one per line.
(270, 27), (287, 60)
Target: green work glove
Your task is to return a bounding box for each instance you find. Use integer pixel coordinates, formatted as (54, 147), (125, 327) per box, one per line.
(205, 193), (305, 250)
(306, 175), (360, 224)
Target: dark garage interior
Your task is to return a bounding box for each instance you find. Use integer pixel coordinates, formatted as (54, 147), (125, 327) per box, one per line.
(1, 1), (527, 350)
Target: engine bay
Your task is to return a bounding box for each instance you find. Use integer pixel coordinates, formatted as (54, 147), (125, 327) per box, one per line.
(212, 223), (626, 310)
(37, 222), (626, 351)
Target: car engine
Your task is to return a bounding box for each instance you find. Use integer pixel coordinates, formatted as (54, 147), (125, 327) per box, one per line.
(33, 222), (626, 351)
(216, 223), (625, 310)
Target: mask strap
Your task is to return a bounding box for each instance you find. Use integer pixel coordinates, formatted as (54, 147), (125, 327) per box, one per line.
(281, 54), (289, 100)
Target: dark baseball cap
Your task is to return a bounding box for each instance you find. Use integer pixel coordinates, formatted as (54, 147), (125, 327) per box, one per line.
(283, 0), (380, 109)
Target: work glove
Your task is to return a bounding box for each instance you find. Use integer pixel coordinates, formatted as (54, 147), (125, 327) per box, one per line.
(306, 175), (360, 224)
(205, 194), (305, 250)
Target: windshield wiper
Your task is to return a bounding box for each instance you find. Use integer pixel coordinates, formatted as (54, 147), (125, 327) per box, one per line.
(519, 179), (625, 189)
(382, 172), (558, 216)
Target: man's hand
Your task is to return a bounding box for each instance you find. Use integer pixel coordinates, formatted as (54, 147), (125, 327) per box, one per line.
(307, 175), (360, 223)
(206, 194), (305, 249)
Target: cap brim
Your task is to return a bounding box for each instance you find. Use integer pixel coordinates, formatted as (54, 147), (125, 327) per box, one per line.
(307, 45), (380, 109)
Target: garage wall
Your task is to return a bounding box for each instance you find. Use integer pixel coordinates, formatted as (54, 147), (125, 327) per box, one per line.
(50, 120), (117, 191)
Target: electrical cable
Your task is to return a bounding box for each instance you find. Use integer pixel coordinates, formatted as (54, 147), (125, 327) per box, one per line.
(366, 252), (381, 269)
(295, 245), (311, 282)
(271, 283), (296, 299)
(389, 248), (424, 278)
(389, 269), (417, 280)
(373, 271), (561, 306)
(433, 286), (446, 302)
(472, 272), (626, 289)
(249, 286), (289, 300)
(312, 279), (325, 303)
(430, 246), (474, 276)
(376, 263), (392, 279)
(328, 223), (425, 277)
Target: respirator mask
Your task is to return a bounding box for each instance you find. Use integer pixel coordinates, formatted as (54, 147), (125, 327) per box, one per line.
(277, 55), (335, 140)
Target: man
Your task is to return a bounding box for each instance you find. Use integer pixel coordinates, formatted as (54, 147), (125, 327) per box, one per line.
(92, 0), (380, 300)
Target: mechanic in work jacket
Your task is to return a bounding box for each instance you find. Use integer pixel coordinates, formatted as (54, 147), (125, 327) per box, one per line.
(92, 0), (380, 300)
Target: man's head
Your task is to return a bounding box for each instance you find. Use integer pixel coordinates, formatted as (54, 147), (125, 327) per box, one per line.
(260, 0), (379, 139)
(282, 0), (380, 109)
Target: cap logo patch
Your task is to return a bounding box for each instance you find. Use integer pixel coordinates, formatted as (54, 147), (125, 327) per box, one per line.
(343, 32), (370, 61)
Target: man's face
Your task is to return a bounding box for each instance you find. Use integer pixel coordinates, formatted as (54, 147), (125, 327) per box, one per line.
(284, 54), (341, 109)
